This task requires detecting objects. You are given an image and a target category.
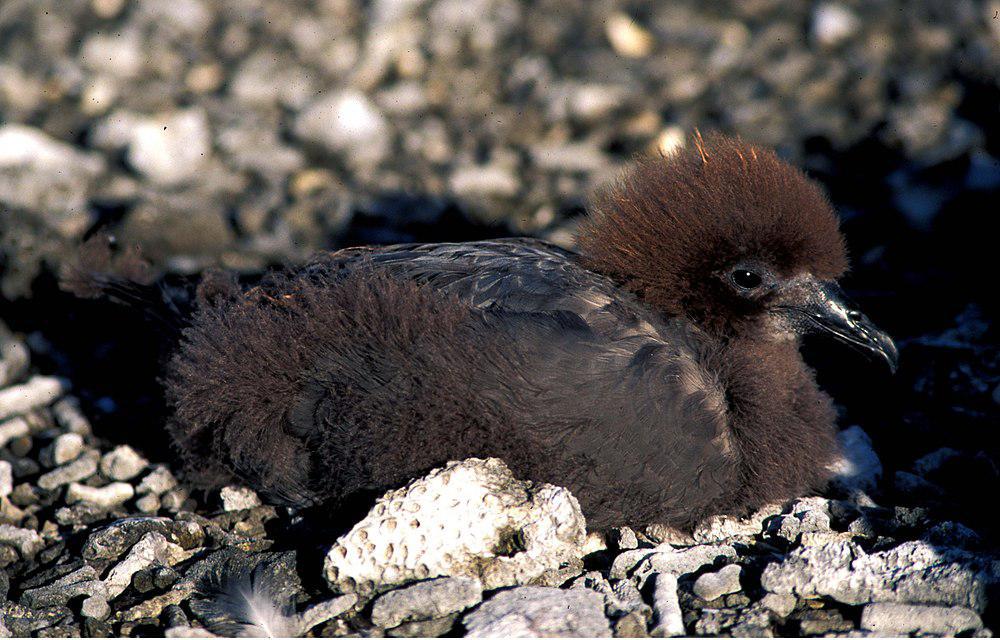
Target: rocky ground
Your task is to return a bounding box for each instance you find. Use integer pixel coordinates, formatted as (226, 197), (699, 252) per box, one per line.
(0, 352), (997, 637)
(1, 0), (998, 637)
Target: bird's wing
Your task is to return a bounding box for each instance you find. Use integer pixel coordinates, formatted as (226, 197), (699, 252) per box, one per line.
(302, 239), (739, 527)
(298, 239), (651, 337)
(487, 312), (738, 529)
(258, 239), (737, 527)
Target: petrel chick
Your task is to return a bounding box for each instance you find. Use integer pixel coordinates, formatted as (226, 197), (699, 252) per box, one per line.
(71, 134), (897, 531)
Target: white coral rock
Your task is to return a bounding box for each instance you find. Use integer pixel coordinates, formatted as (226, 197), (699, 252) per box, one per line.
(324, 458), (586, 595)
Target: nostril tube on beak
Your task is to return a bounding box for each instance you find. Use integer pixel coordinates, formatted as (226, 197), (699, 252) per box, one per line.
(790, 281), (899, 374)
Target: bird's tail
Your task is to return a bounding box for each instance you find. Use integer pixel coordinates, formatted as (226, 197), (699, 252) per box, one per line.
(59, 234), (233, 336)
(60, 233), (153, 299)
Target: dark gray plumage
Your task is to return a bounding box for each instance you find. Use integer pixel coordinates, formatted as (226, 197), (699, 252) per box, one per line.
(69, 134), (898, 531)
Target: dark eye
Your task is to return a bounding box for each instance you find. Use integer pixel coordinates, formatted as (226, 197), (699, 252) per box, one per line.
(731, 270), (762, 289)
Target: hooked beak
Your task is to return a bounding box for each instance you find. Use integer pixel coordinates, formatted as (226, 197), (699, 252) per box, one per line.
(782, 281), (899, 374)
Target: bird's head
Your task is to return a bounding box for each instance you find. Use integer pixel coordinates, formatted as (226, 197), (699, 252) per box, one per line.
(577, 133), (897, 372)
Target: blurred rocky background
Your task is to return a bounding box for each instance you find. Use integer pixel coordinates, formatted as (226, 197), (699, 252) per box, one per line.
(1, 0), (998, 636)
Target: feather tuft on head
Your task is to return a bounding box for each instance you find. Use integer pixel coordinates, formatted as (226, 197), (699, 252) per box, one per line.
(577, 132), (847, 329)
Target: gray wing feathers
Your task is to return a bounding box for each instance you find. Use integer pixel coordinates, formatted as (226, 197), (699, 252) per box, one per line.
(304, 238), (737, 527)
(312, 239), (656, 340)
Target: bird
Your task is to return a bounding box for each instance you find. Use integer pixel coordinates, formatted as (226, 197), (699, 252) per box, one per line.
(68, 133), (897, 531)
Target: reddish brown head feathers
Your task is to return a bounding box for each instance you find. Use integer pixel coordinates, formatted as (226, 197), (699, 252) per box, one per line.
(577, 134), (847, 330)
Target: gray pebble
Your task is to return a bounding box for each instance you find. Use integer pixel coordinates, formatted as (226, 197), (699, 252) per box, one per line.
(376, 82), (429, 116)
(0, 126), (104, 238)
(0, 546), (18, 567)
(131, 568), (158, 594)
(372, 576), (482, 628)
(463, 586), (611, 637)
(135, 494), (161, 514)
(294, 90), (391, 166)
(0, 338), (29, 388)
(611, 579), (647, 616)
(0, 524), (45, 557)
(37, 450), (100, 490)
(847, 516), (879, 538)
(8, 483), (36, 507)
(163, 603), (189, 629)
(570, 572), (648, 619)
(0, 376), (66, 421)
(20, 566), (108, 609)
(44, 433), (85, 467)
(9, 458), (39, 481)
(569, 571), (641, 618)
(80, 595), (111, 620)
(760, 592), (797, 618)
(811, 3), (860, 47)
(100, 445), (148, 481)
(0, 461), (12, 498)
(153, 566), (180, 591)
(103, 531), (187, 598)
(51, 397), (92, 436)
(55, 503), (116, 527)
(608, 550), (656, 581)
(771, 498), (832, 544)
(83, 517), (204, 560)
(530, 142), (609, 173)
(89, 109), (141, 151)
(0, 600), (71, 636)
(691, 503), (784, 544)
(649, 573), (685, 637)
(160, 488), (190, 512)
(79, 30), (143, 78)
(164, 626), (216, 638)
(861, 603), (983, 635)
(219, 485), (262, 511)
(761, 539), (990, 611)
(449, 165), (520, 199)
(693, 564), (743, 602)
(299, 594), (358, 634)
(66, 482), (135, 508)
(136, 466), (178, 496)
(614, 610), (650, 637)
(724, 592), (751, 608)
(8, 434), (31, 457)
(557, 82), (628, 122)
(629, 544), (737, 588)
(797, 608), (855, 635)
(127, 109), (212, 186)
(698, 603), (772, 637)
(0, 416), (30, 449)
(230, 52), (317, 109)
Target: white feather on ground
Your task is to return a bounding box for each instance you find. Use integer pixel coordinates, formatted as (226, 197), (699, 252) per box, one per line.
(189, 560), (303, 638)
